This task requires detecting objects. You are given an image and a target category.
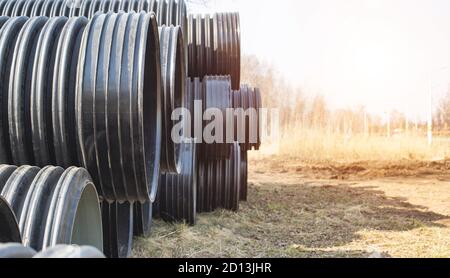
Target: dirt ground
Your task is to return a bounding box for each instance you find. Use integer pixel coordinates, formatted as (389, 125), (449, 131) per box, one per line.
(132, 157), (450, 258)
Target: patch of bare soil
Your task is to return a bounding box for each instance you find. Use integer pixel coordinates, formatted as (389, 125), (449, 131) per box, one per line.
(132, 157), (450, 258)
(263, 157), (450, 181)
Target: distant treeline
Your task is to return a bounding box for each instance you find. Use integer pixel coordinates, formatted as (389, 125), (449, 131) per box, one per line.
(241, 55), (450, 136)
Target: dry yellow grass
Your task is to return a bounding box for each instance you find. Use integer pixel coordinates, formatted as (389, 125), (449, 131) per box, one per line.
(273, 129), (450, 163)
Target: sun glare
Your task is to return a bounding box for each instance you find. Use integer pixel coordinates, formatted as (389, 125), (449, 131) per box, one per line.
(191, 0), (450, 119)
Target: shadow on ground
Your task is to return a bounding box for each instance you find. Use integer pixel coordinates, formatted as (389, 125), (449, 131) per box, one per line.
(239, 179), (448, 252)
(133, 174), (449, 258)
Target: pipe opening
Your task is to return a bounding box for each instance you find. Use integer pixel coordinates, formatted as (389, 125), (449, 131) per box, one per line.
(141, 14), (161, 202)
(71, 183), (103, 251)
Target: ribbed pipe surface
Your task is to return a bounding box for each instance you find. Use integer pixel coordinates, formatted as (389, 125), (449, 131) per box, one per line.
(233, 85), (262, 151)
(0, 195), (21, 243)
(154, 139), (197, 225)
(196, 142), (241, 213)
(76, 11), (162, 203)
(102, 201), (133, 258)
(158, 25), (185, 174)
(0, 164), (103, 252)
(187, 12), (240, 90)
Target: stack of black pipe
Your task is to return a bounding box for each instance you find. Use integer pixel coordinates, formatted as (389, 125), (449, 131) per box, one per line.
(187, 12), (241, 90)
(195, 142), (241, 212)
(0, 5), (187, 257)
(152, 73), (196, 225)
(0, 4), (186, 256)
(154, 139), (197, 225)
(232, 85), (262, 201)
(188, 77), (262, 213)
(0, 12), (163, 257)
(233, 85), (263, 151)
(128, 23), (187, 248)
(0, 0), (187, 25)
(0, 0), (264, 258)
(0, 164), (103, 251)
(150, 11), (246, 223)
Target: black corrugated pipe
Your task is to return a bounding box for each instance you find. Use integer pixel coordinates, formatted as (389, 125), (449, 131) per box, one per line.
(135, 74), (195, 231)
(184, 76), (233, 161)
(232, 85), (262, 152)
(76, 11), (162, 203)
(248, 87), (262, 150)
(254, 88), (262, 150)
(232, 86), (251, 202)
(53, 17), (88, 167)
(0, 0), (188, 39)
(5, 16), (91, 167)
(0, 164), (103, 252)
(154, 138), (197, 225)
(0, 14), (157, 256)
(185, 77), (245, 213)
(0, 195), (21, 243)
(31, 17), (71, 166)
(8, 16), (49, 166)
(211, 159), (223, 209)
(223, 142), (240, 211)
(133, 201), (152, 237)
(202, 75), (233, 160)
(239, 150), (248, 201)
(137, 31), (181, 228)
(196, 159), (206, 212)
(187, 12), (240, 90)
(158, 25), (186, 174)
(0, 0), (185, 20)
(0, 16), (22, 165)
(196, 142), (240, 212)
(0, 16), (86, 168)
(212, 142), (240, 211)
(187, 77), (203, 156)
(102, 201), (133, 258)
(0, 14), (164, 255)
(0, 13), (162, 202)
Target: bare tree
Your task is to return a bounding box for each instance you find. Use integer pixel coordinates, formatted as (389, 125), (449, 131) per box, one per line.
(435, 90), (450, 131)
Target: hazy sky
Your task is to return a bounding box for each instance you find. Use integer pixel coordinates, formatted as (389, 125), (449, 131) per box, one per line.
(188, 0), (450, 119)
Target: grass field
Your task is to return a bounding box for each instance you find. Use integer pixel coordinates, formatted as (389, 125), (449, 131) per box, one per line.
(132, 131), (450, 258)
(276, 128), (450, 162)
